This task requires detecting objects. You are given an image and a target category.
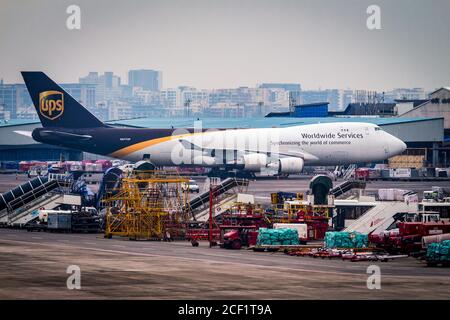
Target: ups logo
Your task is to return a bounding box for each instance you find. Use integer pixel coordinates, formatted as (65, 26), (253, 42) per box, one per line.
(39, 91), (64, 120)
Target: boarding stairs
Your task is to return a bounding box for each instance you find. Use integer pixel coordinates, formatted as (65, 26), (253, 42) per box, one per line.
(192, 193), (240, 222)
(330, 180), (366, 199)
(342, 164), (356, 180)
(8, 193), (65, 227)
(344, 200), (415, 235)
(0, 174), (72, 226)
(184, 177), (248, 220)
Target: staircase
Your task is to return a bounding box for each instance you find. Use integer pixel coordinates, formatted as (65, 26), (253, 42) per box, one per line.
(8, 193), (65, 227)
(330, 180), (366, 198)
(184, 177), (248, 219)
(0, 175), (72, 227)
(342, 164), (356, 180)
(344, 201), (415, 234)
(192, 193), (239, 222)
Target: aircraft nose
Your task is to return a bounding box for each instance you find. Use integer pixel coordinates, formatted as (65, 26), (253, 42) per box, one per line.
(392, 137), (407, 155)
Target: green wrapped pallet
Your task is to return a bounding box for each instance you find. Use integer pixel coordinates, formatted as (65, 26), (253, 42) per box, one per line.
(426, 240), (450, 262)
(257, 228), (299, 246)
(325, 231), (368, 248)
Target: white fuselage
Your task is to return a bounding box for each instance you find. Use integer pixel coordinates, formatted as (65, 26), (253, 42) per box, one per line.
(120, 122), (406, 168)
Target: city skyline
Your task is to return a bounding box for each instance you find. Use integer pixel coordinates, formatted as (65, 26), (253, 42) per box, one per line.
(0, 68), (436, 95)
(1, 68), (432, 122)
(0, 0), (449, 91)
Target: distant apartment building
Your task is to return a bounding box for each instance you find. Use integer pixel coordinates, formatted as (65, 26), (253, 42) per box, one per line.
(258, 83), (301, 92)
(160, 88), (181, 109)
(0, 104), (7, 120)
(341, 90), (354, 110)
(61, 83), (96, 109)
(0, 83), (33, 119)
(108, 101), (133, 120)
(387, 88), (427, 101)
(204, 102), (245, 118)
(128, 69), (162, 91)
(298, 89), (352, 111)
(181, 88), (209, 111)
(79, 71), (121, 103)
(209, 87), (255, 106)
(258, 83), (300, 108)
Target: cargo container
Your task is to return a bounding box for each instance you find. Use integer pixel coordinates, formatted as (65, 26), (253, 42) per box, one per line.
(389, 168), (411, 178)
(47, 212), (72, 231)
(378, 188), (410, 201)
(0, 161), (19, 173)
(85, 163), (103, 172)
(355, 168), (369, 180)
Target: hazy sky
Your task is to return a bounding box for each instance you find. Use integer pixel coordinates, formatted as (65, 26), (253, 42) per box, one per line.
(0, 0), (449, 90)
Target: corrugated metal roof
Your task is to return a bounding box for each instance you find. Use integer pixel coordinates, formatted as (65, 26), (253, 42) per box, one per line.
(0, 116), (442, 129)
(108, 116), (443, 129)
(0, 119), (39, 127)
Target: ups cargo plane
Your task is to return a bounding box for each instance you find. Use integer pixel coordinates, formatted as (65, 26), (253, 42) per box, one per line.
(21, 72), (406, 175)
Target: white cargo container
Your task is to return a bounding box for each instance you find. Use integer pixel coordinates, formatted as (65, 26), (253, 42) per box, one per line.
(236, 193), (254, 204)
(389, 168), (411, 178)
(378, 188), (409, 201)
(273, 223), (308, 242)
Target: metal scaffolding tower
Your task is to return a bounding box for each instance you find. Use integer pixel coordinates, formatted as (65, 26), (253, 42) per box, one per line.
(104, 170), (189, 240)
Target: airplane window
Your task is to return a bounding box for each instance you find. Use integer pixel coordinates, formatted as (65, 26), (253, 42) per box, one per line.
(375, 127), (382, 131)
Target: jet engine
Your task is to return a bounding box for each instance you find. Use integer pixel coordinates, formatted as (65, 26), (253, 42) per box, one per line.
(192, 155), (216, 166)
(268, 157), (304, 174)
(242, 153), (268, 171)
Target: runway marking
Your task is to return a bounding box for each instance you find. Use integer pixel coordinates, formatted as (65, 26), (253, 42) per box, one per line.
(0, 237), (444, 279)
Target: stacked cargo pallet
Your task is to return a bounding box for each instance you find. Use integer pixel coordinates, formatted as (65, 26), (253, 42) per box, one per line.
(426, 240), (450, 267)
(257, 228), (300, 246)
(388, 155), (425, 169)
(324, 231), (368, 249)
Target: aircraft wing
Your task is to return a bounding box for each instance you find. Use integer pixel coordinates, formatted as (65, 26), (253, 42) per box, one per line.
(14, 130), (33, 138)
(178, 138), (319, 162)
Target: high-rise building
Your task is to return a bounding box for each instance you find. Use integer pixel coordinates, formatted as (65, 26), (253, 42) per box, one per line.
(128, 69), (162, 91)
(79, 71), (121, 103)
(387, 88), (427, 101)
(61, 84), (96, 109)
(299, 89), (344, 110)
(0, 83), (32, 119)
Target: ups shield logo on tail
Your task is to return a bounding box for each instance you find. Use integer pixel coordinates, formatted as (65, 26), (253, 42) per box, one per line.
(39, 91), (64, 120)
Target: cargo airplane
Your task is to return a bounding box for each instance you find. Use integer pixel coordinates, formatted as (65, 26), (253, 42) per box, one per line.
(21, 72), (406, 176)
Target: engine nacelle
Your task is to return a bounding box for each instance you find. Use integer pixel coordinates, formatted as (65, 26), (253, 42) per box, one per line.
(242, 153), (268, 171)
(192, 155), (216, 166)
(275, 157), (304, 174)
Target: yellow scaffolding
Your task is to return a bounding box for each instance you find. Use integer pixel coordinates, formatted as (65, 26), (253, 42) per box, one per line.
(103, 170), (189, 240)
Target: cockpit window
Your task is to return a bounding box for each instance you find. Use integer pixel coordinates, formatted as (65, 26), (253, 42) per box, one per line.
(375, 127), (382, 131)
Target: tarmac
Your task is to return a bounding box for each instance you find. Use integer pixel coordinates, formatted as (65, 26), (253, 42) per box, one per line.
(0, 229), (449, 299)
(1, 173), (449, 202)
(1, 173), (450, 299)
